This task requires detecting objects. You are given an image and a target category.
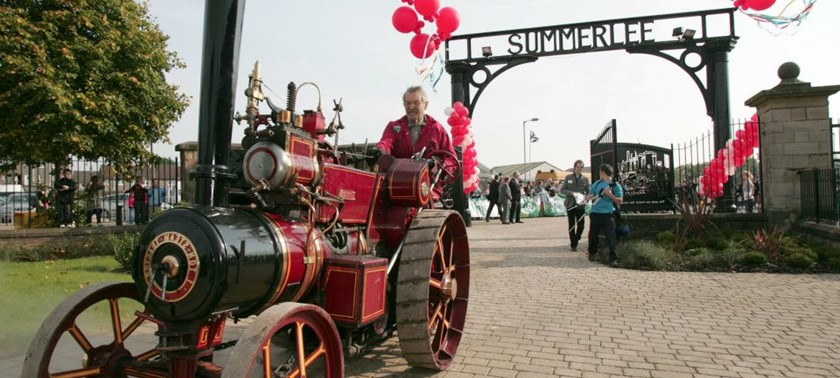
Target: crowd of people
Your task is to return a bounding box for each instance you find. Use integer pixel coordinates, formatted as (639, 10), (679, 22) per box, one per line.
(25, 169), (168, 228)
(482, 162), (625, 265)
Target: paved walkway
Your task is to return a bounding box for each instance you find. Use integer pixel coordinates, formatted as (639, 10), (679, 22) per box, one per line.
(3, 217), (840, 377)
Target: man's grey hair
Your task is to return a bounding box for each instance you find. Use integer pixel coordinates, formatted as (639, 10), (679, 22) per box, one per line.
(403, 86), (428, 102)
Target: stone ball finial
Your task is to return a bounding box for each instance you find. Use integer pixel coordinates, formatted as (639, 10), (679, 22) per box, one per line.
(778, 62), (800, 81)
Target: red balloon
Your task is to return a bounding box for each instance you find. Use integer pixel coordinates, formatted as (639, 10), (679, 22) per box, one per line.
(462, 118), (471, 127)
(732, 139), (744, 151)
(453, 135), (465, 146)
(735, 129), (746, 140)
(747, 0), (776, 11)
(392, 6), (419, 34)
(456, 105), (469, 117)
(447, 114), (460, 126)
(409, 33), (436, 59)
(436, 7), (460, 34)
(414, 0), (440, 18)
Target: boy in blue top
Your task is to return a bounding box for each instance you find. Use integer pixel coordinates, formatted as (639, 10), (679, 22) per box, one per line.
(586, 164), (623, 264)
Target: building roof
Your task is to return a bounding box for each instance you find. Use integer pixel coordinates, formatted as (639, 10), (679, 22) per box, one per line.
(490, 161), (564, 177)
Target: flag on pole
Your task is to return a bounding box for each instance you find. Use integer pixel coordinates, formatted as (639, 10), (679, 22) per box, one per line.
(530, 130), (539, 143)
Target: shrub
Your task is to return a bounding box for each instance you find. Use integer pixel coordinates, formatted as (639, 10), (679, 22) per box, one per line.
(827, 257), (840, 270)
(110, 233), (139, 271)
(616, 241), (674, 270)
(785, 252), (815, 270)
(746, 227), (785, 264)
(706, 235), (729, 251)
(655, 230), (675, 246)
(683, 248), (736, 271)
(739, 251), (767, 268)
(684, 238), (705, 251)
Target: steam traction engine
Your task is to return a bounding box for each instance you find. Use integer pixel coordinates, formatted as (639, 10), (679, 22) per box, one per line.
(21, 1), (469, 377)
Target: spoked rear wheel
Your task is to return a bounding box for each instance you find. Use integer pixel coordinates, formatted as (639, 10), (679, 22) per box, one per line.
(22, 282), (158, 377)
(221, 303), (343, 378)
(396, 210), (470, 370)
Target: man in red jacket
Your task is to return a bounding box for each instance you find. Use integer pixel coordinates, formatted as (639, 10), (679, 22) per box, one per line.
(376, 86), (456, 162)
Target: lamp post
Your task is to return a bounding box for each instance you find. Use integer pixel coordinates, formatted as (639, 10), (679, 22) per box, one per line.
(522, 117), (539, 180)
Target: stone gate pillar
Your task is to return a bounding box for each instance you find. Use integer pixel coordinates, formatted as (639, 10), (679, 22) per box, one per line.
(175, 142), (199, 204)
(745, 62), (840, 226)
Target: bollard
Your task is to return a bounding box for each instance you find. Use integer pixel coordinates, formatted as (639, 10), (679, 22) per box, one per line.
(116, 205), (123, 226)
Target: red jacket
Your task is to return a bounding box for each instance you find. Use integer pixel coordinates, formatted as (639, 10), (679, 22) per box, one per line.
(376, 115), (456, 160)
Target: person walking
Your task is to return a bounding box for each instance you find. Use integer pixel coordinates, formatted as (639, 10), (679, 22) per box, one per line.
(509, 172), (523, 223)
(53, 168), (77, 227)
(148, 179), (167, 213)
(499, 176), (512, 224)
(84, 176), (105, 226)
(587, 164), (623, 264)
(485, 175), (500, 222)
(741, 170), (756, 213)
(561, 160), (591, 251)
(125, 176), (149, 225)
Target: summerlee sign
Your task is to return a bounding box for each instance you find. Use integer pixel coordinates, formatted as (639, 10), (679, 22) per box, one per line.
(507, 21), (655, 55)
(445, 7), (736, 62)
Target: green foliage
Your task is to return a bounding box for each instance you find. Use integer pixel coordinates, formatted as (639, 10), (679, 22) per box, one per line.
(0, 0), (189, 170)
(671, 194), (715, 244)
(746, 227), (785, 264)
(110, 233), (138, 271)
(654, 230), (675, 246)
(706, 235), (729, 251)
(616, 241), (675, 271)
(684, 237), (705, 251)
(739, 251), (767, 268)
(0, 232), (139, 262)
(785, 253), (815, 270)
(827, 257), (840, 270)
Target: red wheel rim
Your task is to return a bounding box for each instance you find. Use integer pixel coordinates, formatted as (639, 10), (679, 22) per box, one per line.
(221, 303), (343, 378)
(22, 282), (158, 378)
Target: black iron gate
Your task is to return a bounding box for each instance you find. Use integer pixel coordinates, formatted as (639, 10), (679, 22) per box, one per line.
(590, 119), (675, 212)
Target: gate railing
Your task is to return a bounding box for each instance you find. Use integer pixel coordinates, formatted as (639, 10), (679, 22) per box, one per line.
(799, 168), (839, 225)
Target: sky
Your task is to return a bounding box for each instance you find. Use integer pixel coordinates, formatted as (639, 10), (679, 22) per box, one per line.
(146, 0), (840, 170)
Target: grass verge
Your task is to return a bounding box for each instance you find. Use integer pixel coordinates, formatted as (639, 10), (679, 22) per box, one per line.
(0, 256), (133, 359)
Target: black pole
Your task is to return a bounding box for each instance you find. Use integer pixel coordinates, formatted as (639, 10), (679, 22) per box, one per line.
(708, 42), (734, 211)
(447, 62), (472, 226)
(194, 0), (246, 207)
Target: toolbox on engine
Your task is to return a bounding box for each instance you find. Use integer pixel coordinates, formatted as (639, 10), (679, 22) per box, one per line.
(321, 254), (388, 327)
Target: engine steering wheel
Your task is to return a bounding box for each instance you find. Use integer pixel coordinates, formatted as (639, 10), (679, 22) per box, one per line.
(427, 150), (461, 187)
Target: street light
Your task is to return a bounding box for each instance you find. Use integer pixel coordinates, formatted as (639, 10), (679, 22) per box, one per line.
(522, 117), (539, 180)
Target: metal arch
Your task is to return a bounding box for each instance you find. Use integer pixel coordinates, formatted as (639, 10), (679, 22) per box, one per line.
(459, 57), (538, 116)
(627, 44), (714, 117)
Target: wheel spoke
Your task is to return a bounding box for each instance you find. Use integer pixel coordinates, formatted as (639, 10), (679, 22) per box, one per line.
(428, 302), (443, 332)
(109, 298), (123, 344)
(435, 238), (446, 271)
(135, 348), (159, 362)
(429, 277), (442, 291)
(121, 311), (148, 340)
(50, 366), (102, 378)
(68, 323), (92, 352)
(448, 239), (455, 267)
(262, 340), (271, 377)
(287, 343), (326, 378)
(294, 322), (307, 378)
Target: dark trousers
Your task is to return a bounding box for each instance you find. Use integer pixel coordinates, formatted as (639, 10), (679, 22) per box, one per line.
(85, 208), (103, 225)
(58, 200), (73, 225)
(567, 207), (586, 248)
(135, 204), (149, 225)
(485, 200), (499, 220)
(588, 213), (617, 260)
(509, 200), (521, 222)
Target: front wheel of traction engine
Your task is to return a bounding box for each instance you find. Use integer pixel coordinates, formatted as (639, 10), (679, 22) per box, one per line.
(221, 303), (344, 378)
(396, 210), (470, 370)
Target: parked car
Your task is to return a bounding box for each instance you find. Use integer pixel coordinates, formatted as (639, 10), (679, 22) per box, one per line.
(100, 193), (130, 222)
(0, 193), (37, 224)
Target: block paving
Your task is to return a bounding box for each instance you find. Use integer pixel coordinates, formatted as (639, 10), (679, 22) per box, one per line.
(2, 217), (839, 377)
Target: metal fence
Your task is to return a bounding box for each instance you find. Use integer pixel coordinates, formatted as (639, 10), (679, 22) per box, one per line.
(0, 158), (180, 228)
(832, 118), (840, 169)
(672, 119), (762, 213)
(799, 168), (839, 224)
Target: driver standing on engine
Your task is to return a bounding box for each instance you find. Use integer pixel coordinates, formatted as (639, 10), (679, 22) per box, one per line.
(375, 86), (456, 163)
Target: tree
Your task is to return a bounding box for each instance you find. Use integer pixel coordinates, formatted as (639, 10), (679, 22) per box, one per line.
(0, 0), (189, 171)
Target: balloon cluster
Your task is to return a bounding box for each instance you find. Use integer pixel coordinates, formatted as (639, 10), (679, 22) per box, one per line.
(444, 102), (478, 194)
(697, 114), (761, 198)
(391, 0), (461, 59)
(733, 0), (776, 11)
